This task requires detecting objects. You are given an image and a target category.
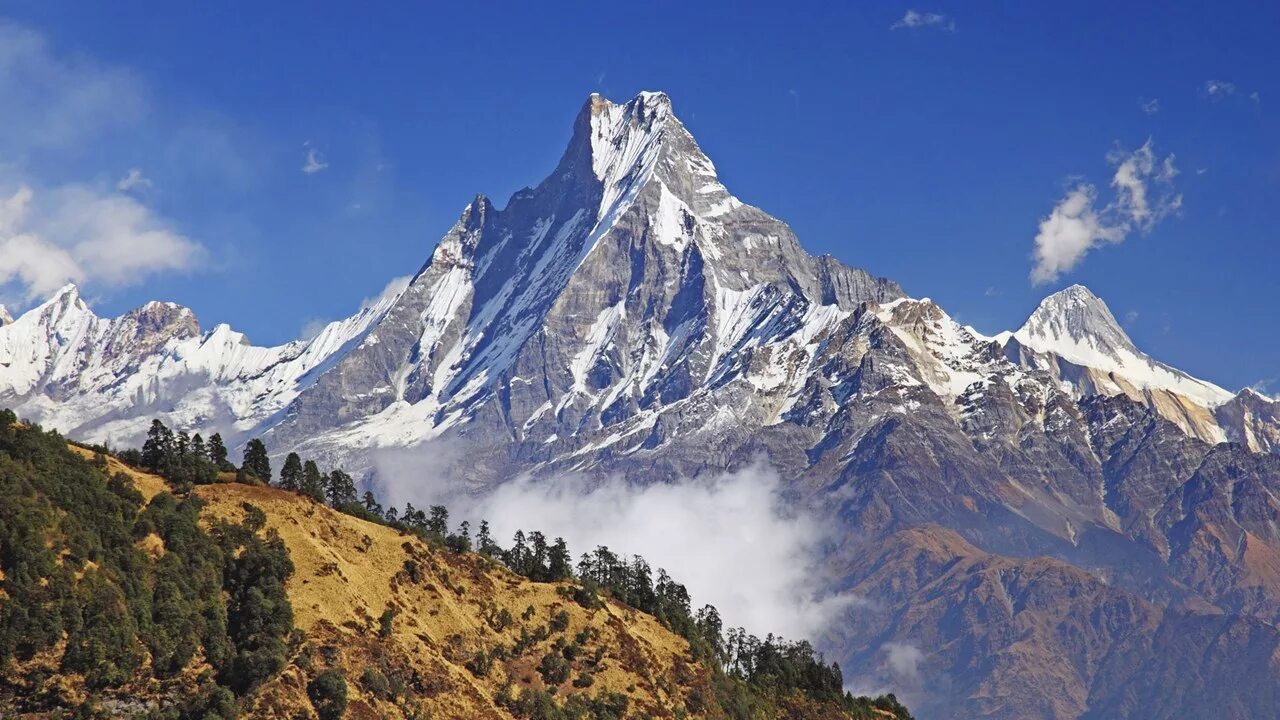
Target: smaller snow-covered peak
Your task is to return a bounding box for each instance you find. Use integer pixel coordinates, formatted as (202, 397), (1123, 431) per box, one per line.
(0, 304), (12, 326)
(1015, 284), (1137, 362)
(1009, 284), (1234, 410)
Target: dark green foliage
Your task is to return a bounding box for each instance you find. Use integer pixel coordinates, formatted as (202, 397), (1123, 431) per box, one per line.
(537, 651), (572, 686)
(138, 418), (220, 487)
(0, 410), (299, 714)
(208, 433), (233, 472)
(278, 452), (303, 491)
(360, 666), (391, 700)
(549, 609), (570, 633)
(300, 460), (325, 502)
(214, 507), (295, 694)
(307, 669), (348, 720)
(240, 439), (271, 484)
(325, 469), (357, 509)
(445, 520), (472, 553)
(378, 607), (395, 639)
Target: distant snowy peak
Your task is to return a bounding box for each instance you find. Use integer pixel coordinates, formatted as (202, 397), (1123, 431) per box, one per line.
(1014, 285), (1138, 362)
(0, 304), (12, 326)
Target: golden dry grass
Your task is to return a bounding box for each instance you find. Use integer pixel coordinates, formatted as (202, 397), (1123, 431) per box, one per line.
(194, 482), (709, 719)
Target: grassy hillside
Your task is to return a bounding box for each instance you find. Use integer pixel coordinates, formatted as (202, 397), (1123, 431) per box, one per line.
(0, 411), (912, 719)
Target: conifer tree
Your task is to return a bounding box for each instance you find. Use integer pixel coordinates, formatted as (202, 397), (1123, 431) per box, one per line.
(241, 439), (271, 483)
(361, 491), (383, 517)
(326, 469), (357, 509)
(190, 433), (208, 461)
(208, 433), (232, 471)
(549, 537), (573, 580)
(300, 460), (325, 502)
(279, 452), (303, 491)
(427, 505), (449, 538)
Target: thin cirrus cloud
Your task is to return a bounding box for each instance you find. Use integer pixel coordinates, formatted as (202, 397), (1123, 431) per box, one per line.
(302, 144), (329, 174)
(116, 168), (153, 192)
(0, 20), (207, 306)
(1030, 139), (1182, 285)
(891, 9), (956, 32)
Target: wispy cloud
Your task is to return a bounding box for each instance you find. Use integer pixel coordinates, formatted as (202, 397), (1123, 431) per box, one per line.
(301, 144), (328, 174)
(1139, 97), (1160, 115)
(891, 10), (956, 32)
(1249, 379), (1278, 401)
(1203, 79), (1237, 100)
(1030, 139), (1182, 284)
(116, 167), (152, 192)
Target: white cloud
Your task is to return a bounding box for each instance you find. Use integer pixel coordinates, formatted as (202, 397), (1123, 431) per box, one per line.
(1123, 310), (1139, 327)
(1249, 379), (1278, 401)
(1030, 139), (1181, 284)
(891, 10), (956, 31)
(373, 449), (859, 641)
(116, 167), (152, 192)
(1204, 79), (1236, 99)
(0, 181), (203, 302)
(883, 641), (926, 683)
(359, 274), (410, 312)
(302, 145), (328, 174)
(1140, 97), (1160, 114)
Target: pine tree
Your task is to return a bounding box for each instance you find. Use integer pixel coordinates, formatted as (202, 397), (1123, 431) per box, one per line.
(427, 505), (449, 538)
(279, 452), (303, 491)
(326, 469), (357, 509)
(208, 433), (232, 471)
(241, 439), (271, 483)
(361, 491), (383, 517)
(548, 537), (573, 580)
(476, 521), (499, 557)
(141, 419), (174, 471)
(300, 460), (325, 502)
(190, 433), (208, 461)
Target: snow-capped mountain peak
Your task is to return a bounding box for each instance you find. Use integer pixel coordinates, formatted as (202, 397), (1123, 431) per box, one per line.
(0, 305), (12, 326)
(1014, 284), (1138, 362)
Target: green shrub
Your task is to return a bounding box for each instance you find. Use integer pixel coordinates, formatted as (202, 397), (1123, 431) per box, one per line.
(307, 669), (348, 720)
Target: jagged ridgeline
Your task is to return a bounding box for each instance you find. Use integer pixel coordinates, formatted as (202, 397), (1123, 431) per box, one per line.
(0, 410), (913, 720)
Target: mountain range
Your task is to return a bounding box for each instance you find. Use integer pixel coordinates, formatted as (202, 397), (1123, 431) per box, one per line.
(3, 91), (1280, 719)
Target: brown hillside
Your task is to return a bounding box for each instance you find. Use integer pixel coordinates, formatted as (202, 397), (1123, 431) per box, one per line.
(192, 481), (723, 719)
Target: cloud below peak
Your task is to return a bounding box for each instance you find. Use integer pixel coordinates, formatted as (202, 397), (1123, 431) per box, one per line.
(1030, 139), (1181, 285)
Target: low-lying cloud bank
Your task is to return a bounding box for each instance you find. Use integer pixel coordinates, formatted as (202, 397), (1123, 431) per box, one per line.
(372, 446), (857, 642)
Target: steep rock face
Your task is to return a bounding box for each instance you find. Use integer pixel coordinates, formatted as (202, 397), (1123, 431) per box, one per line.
(263, 91), (902, 471)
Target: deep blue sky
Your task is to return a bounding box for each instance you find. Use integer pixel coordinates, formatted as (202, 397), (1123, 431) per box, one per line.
(2, 2), (1276, 392)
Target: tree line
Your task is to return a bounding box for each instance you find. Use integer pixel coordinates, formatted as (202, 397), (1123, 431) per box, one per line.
(73, 416), (912, 719)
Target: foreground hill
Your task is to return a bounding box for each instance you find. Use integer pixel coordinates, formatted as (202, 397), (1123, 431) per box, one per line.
(0, 412), (912, 719)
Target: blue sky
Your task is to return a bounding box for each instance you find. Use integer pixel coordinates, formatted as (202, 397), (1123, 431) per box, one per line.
(0, 2), (1276, 392)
